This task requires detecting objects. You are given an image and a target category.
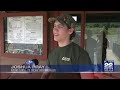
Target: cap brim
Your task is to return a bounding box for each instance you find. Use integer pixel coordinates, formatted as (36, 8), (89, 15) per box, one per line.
(48, 17), (56, 23)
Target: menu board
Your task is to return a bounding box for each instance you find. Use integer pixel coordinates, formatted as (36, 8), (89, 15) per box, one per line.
(7, 16), (43, 44)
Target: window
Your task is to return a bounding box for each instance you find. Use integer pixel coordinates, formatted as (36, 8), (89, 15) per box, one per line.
(71, 14), (81, 46)
(85, 13), (120, 67)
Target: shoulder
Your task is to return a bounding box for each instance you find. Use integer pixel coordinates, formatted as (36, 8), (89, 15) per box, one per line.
(71, 42), (81, 50)
(75, 44), (91, 64)
(71, 42), (87, 53)
(72, 42), (87, 52)
(71, 42), (90, 57)
(71, 43), (91, 64)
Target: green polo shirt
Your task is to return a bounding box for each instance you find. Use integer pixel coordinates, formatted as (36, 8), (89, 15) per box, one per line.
(47, 42), (92, 79)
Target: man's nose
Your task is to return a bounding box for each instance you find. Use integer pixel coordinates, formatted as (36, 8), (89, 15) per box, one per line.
(53, 27), (59, 31)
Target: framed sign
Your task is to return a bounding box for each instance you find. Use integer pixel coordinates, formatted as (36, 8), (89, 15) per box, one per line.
(0, 12), (47, 60)
(7, 16), (43, 44)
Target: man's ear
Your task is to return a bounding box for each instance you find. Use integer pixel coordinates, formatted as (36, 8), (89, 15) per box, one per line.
(68, 28), (74, 34)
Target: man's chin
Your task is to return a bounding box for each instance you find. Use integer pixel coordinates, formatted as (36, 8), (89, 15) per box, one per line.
(54, 38), (58, 42)
(54, 39), (58, 42)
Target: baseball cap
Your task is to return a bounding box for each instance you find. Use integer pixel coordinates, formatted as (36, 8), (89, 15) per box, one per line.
(48, 14), (76, 29)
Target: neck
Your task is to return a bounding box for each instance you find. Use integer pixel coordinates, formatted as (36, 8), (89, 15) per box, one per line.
(58, 40), (71, 47)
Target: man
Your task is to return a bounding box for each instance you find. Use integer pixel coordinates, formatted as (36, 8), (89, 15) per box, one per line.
(41, 14), (96, 79)
(85, 30), (97, 64)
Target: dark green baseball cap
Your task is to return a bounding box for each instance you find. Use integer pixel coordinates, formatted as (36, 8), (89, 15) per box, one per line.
(48, 14), (76, 29)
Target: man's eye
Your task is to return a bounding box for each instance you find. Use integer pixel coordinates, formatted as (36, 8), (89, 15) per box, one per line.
(53, 26), (57, 28)
(58, 26), (63, 28)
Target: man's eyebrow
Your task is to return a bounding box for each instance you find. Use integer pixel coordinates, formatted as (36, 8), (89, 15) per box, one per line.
(55, 23), (65, 26)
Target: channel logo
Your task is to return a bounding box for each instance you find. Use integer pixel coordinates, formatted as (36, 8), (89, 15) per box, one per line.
(103, 60), (114, 72)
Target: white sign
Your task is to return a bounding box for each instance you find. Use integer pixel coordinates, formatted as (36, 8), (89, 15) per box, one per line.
(7, 16), (43, 44)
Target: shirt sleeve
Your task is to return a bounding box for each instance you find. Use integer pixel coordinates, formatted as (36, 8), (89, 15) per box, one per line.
(79, 49), (92, 65)
(78, 49), (94, 72)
